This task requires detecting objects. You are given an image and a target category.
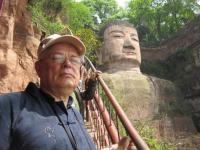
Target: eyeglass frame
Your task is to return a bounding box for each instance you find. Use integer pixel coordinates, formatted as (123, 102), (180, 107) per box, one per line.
(39, 52), (83, 67)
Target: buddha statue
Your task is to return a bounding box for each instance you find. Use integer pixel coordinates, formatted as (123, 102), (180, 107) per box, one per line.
(97, 20), (195, 142)
(99, 20), (141, 73)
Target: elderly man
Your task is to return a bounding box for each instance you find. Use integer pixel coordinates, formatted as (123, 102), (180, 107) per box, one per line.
(0, 34), (132, 150)
(0, 34), (96, 150)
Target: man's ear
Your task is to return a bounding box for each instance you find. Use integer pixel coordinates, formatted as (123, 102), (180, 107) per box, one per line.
(80, 65), (84, 77)
(35, 61), (41, 77)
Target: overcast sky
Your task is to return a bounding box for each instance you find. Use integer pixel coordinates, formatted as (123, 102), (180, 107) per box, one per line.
(116, 0), (129, 8)
(76, 0), (129, 8)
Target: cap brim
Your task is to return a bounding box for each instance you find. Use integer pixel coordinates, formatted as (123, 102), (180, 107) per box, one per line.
(43, 35), (86, 56)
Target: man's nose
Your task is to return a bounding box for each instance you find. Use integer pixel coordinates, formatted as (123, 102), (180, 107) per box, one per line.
(63, 58), (72, 67)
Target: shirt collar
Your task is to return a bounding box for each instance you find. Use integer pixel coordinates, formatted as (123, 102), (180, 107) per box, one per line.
(25, 82), (74, 108)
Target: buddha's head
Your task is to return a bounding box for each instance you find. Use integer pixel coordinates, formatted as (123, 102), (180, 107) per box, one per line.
(99, 20), (141, 72)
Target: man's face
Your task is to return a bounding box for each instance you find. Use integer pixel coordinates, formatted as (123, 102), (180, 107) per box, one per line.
(103, 25), (141, 65)
(35, 43), (81, 93)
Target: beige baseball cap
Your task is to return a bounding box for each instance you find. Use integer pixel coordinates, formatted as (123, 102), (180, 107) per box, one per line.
(37, 34), (86, 59)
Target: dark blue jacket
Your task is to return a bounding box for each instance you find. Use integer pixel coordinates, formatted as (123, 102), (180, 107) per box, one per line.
(0, 82), (96, 150)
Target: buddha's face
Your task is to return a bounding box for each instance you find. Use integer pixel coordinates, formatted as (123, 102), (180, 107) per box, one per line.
(102, 25), (141, 66)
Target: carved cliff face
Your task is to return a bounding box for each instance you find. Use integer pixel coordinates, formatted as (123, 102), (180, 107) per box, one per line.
(0, 0), (40, 93)
(100, 25), (141, 72)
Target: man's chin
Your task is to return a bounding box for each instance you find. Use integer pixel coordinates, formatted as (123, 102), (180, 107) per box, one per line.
(56, 80), (74, 88)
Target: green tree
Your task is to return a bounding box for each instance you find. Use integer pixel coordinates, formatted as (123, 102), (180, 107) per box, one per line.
(82, 0), (121, 23)
(27, 0), (67, 34)
(127, 0), (200, 45)
(67, 2), (94, 31)
(42, 0), (63, 21)
(128, 0), (155, 44)
(75, 28), (101, 64)
(161, 0), (199, 36)
(27, 0), (100, 61)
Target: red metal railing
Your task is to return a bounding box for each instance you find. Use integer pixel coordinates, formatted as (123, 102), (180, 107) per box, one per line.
(85, 99), (111, 149)
(83, 56), (150, 150)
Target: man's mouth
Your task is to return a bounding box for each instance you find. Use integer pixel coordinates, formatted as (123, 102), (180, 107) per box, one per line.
(61, 71), (75, 78)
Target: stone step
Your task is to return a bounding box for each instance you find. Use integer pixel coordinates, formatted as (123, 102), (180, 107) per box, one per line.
(84, 121), (96, 139)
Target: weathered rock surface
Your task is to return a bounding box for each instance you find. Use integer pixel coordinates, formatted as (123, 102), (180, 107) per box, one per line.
(102, 71), (184, 120)
(102, 71), (199, 149)
(0, 0), (40, 93)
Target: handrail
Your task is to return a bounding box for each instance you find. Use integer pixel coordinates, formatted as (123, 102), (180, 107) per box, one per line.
(84, 56), (150, 150)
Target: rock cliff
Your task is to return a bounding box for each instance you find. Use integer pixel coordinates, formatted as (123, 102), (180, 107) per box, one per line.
(0, 0), (40, 93)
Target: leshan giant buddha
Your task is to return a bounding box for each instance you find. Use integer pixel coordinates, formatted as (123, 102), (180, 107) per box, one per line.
(99, 21), (141, 73)
(97, 21), (194, 141)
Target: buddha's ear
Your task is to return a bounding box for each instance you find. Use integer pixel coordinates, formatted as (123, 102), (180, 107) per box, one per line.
(97, 46), (103, 64)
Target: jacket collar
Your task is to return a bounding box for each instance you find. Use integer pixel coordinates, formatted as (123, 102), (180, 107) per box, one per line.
(25, 82), (74, 108)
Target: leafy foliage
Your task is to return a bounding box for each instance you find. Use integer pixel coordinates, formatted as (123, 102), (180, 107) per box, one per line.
(82, 0), (123, 24)
(27, 0), (67, 34)
(75, 28), (101, 64)
(127, 0), (200, 46)
(134, 121), (173, 150)
(67, 2), (94, 31)
(42, 0), (63, 21)
(27, 0), (200, 49)
(27, 0), (98, 61)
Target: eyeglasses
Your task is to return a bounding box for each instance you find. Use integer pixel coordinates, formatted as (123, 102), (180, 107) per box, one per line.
(42, 53), (82, 66)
